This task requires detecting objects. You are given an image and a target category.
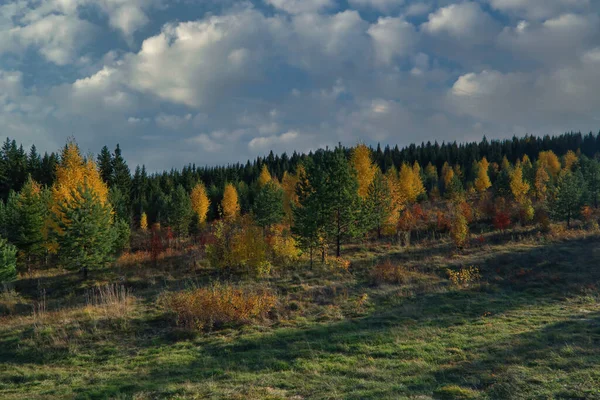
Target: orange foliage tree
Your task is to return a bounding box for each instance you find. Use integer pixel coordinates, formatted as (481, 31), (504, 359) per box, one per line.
(221, 183), (240, 220)
(350, 143), (377, 199)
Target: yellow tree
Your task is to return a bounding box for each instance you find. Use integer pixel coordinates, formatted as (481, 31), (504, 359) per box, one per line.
(441, 162), (454, 190)
(398, 162), (425, 203)
(350, 143), (377, 198)
(563, 150), (578, 171)
(534, 163), (550, 202)
(258, 165), (272, 188)
(384, 167), (404, 234)
(510, 164), (530, 204)
(52, 140), (109, 222)
(221, 183), (240, 220)
(538, 151), (561, 177)
(190, 182), (210, 224)
(140, 212), (148, 231)
(281, 169), (301, 223)
(474, 157), (491, 194)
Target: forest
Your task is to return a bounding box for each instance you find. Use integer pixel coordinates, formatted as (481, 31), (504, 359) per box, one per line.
(0, 132), (599, 399)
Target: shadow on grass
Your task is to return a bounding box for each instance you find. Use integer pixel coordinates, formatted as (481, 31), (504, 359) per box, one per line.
(3, 235), (600, 399)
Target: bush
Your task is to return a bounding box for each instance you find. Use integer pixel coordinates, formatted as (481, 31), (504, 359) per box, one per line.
(370, 260), (409, 284)
(159, 283), (277, 330)
(447, 266), (481, 288)
(0, 238), (17, 283)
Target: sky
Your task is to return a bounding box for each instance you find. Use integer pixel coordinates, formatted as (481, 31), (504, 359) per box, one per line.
(2, 0), (600, 170)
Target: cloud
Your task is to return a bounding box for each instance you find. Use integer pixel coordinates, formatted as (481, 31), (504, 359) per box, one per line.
(488, 0), (591, 20)
(368, 17), (417, 65)
(264, 0), (334, 14)
(422, 2), (500, 44)
(349, 0), (404, 12)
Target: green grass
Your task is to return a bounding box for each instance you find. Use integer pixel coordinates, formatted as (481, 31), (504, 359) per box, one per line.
(1, 231), (599, 399)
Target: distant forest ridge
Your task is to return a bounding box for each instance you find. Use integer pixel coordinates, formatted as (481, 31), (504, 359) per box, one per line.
(3, 131), (599, 191)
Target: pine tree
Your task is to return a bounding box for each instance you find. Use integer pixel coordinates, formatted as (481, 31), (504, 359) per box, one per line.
(253, 181), (285, 229)
(366, 169), (393, 239)
(55, 186), (115, 271)
(112, 218), (131, 255)
(221, 183), (240, 220)
(168, 185), (193, 237)
(111, 144), (131, 215)
(552, 170), (586, 227)
(14, 177), (46, 271)
(321, 147), (362, 257)
(97, 146), (113, 185)
(350, 143), (377, 199)
(292, 161), (322, 268)
(0, 237), (17, 283)
(190, 182), (210, 225)
(580, 156), (600, 208)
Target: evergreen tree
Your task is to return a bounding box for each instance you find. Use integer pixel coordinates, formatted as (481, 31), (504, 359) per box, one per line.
(321, 147), (362, 257)
(168, 185), (193, 237)
(580, 156), (600, 208)
(109, 187), (130, 222)
(253, 181), (285, 229)
(292, 161), (322, 268)
(112, 218), (131, 255)
(14, 177), (46, 271)
(97, 145), (113, 185)
(366, 169), (393, 239)
(0, 237), (17, 283)
(55, 186), (115, 271)
(551, 170), (586, 227)
(112, 144), (131, 200)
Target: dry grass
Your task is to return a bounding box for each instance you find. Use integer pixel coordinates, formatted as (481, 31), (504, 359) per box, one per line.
(159, 283), (277, 330)
(85, 284), (136, 320)
(370, 260), (411, 285)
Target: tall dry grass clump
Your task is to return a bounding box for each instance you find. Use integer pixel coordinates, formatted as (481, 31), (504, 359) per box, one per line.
(370, 260), (409, 284)
(159, 283), (277, 330)
(85, 284), (136, 320)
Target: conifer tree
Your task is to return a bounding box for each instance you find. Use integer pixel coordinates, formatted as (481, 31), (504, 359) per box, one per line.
(140, 212), (149, 231)
(221, 183), (241, 220)
(14, 177), (46, 270)
(424, 162), (439, 194)
(190, 182), (210, 225)
(258, 165), (272, 188)
(538, 151), (561, 177)
(552, 170), (586, 227)
(111, 144), (131, 213)
(321, 147), (362, 257)
(366, 169), (393, 239)
(510, 165), (530, 205)
(253, 181), (285, 229)
(168, 185), (193, 237)
(55, 186), (115, 271)
(0, 237), (17, 283)
(350, 143), (377, 199)
(474, 157), (492, 194)
(580, 156), (600, 208)
(97, 146), (113, 185)
(292, 161), (323, 268)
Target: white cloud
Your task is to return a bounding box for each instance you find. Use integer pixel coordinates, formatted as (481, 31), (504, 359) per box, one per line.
(248, 130), (300, 150)
(368, 17), (417, 65)
(422, 2), (499, 44)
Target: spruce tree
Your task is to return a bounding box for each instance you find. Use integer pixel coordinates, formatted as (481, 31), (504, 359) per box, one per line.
(253, 181), (285, 229)
(97, 145), (113, 185)
(292, 161), (322, 268)
(321, 147), (362, 257)
(552, 170), (586, 227)
(366, 169), (393, 239)
(168, 185), (193, 237)
(0, 237), (17, 283)
(55, 186), (115, 271)
(112, 144), (131, 199)
(14, 177), (46, 271)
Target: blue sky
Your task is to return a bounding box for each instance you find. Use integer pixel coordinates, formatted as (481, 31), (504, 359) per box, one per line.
(2, 0), (600, 170)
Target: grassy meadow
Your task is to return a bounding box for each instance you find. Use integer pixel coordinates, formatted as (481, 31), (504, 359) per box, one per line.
(1, 227), (599, 399)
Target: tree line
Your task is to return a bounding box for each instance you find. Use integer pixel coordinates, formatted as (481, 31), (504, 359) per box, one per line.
(0, 131), (599, 280)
